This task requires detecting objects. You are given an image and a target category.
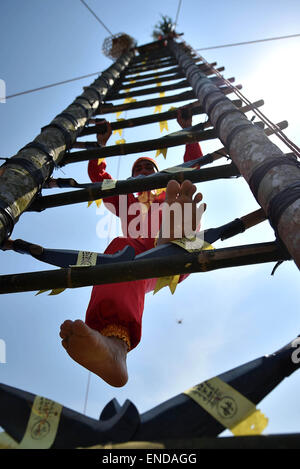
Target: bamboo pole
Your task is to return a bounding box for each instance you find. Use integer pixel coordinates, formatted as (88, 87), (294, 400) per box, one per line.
(0, 242), (289, 294)
(97, 85), (241, 115)
(168, 39), (300, 269)
(27, 160), (238, 212)
(61, 119), (287, 166)
(121, 66), (225, 86)
(80, 99), (262, 136)
(27, 122), (286, 212)
(0, 50), (134, 246)
(122, 62), (218, 81)
(108, 77), (235, 101)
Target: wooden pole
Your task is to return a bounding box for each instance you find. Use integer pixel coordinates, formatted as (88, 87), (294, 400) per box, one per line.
(168, 39), (300, 269)
(0, 242), (289, 294)
(0, 50), (134, 246)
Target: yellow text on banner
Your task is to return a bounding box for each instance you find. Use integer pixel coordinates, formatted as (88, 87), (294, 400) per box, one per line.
(184, 377), (268, 435)
(70, 251), (98, 268)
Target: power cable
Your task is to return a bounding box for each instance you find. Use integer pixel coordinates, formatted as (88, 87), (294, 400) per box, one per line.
(79, 0), (113, 36)
(5, 32), (300, 101)
(186, 42), (300, 159)
(5, 71), (102, 100)
(196, 32), (300, 51)
(174, 0), (183, 27)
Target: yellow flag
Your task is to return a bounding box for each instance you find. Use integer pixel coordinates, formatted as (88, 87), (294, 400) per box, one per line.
(129, 79), (136, 84)
(35, 288), (66, 296)
(87, 198), (102, 208)
(154, 104), (162, 113)
(113, 128), (123, 136)
(159, 120), (169, 132)
(155, 148), (168, 159)
(230, 409), (269, 436)
(124, 97), (136, 104)
(159, 91), (165, 98)
(115, 138), (126, 145)
(154, 187), (166, 196)
(49, 288), (66, 296)
(154, 274), (180, 295)
(97, 158), (105, 165)
(116, 111), (123, 119)
(156, 82), (162, 87)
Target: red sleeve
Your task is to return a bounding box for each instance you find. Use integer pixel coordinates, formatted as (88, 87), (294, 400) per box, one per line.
(88, 159), (112, 183)
(183, 143), (203, 163)
(87, 159), (137, 219)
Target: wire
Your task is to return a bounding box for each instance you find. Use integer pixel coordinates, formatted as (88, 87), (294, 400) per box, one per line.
(6, 32), (300, 101)
(186, 42), (300, 159)
(196, 32), (300, 51)
(82, 111), (126, 415)
(5, 71), (103, 100)
(79, 0), (113, 36)
(174, 0), (183, 27)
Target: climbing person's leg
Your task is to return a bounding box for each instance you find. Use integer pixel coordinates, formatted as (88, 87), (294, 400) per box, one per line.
(60, 180), (204, 387)
(60, 236), (150, 388)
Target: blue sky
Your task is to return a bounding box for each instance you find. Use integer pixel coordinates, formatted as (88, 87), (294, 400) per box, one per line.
(0, 0), (300, 440)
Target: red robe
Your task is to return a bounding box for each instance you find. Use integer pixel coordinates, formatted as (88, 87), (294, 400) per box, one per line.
(85, 143), (203, 350)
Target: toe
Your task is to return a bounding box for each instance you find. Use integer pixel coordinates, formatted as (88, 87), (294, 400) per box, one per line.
(165, 180), (180, 204)
(72, 319), (90, 336)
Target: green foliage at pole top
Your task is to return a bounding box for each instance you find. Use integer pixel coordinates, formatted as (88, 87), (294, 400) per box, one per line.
(152, 15), (175, 40)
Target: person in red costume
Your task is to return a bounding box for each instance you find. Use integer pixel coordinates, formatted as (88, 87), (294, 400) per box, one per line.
(60, 109), (205, 387)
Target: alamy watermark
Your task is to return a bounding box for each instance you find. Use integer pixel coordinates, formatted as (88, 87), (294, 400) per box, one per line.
(0, 79), (6, 103)
(291, 338), (300, 364)
(95, 197), (206, 248)
(0, 339), (6, 363)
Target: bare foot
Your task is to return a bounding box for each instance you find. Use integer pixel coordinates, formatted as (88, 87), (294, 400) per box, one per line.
(60, 319), (128, 387)
(157, 179), (205, 245)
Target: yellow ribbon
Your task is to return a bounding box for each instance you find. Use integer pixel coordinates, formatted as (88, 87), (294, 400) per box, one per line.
(159, 120), (168, 132)
(154, 104), (162, 113)
(184, 377), (268, 436)
(0, 395), (63, 449)
(124, 97), (136, 104)
(153, 239), (213, 295)
(87, 198), (102, 208)
(115, 138), (126, 145)
(113, 118), (125, 137)
(35, 250), (99, 296)
(116, 111), (123, 119)
(154, 274), (180, 295)
(159, 91), (165, 97)
(155, 148), (168, 159)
